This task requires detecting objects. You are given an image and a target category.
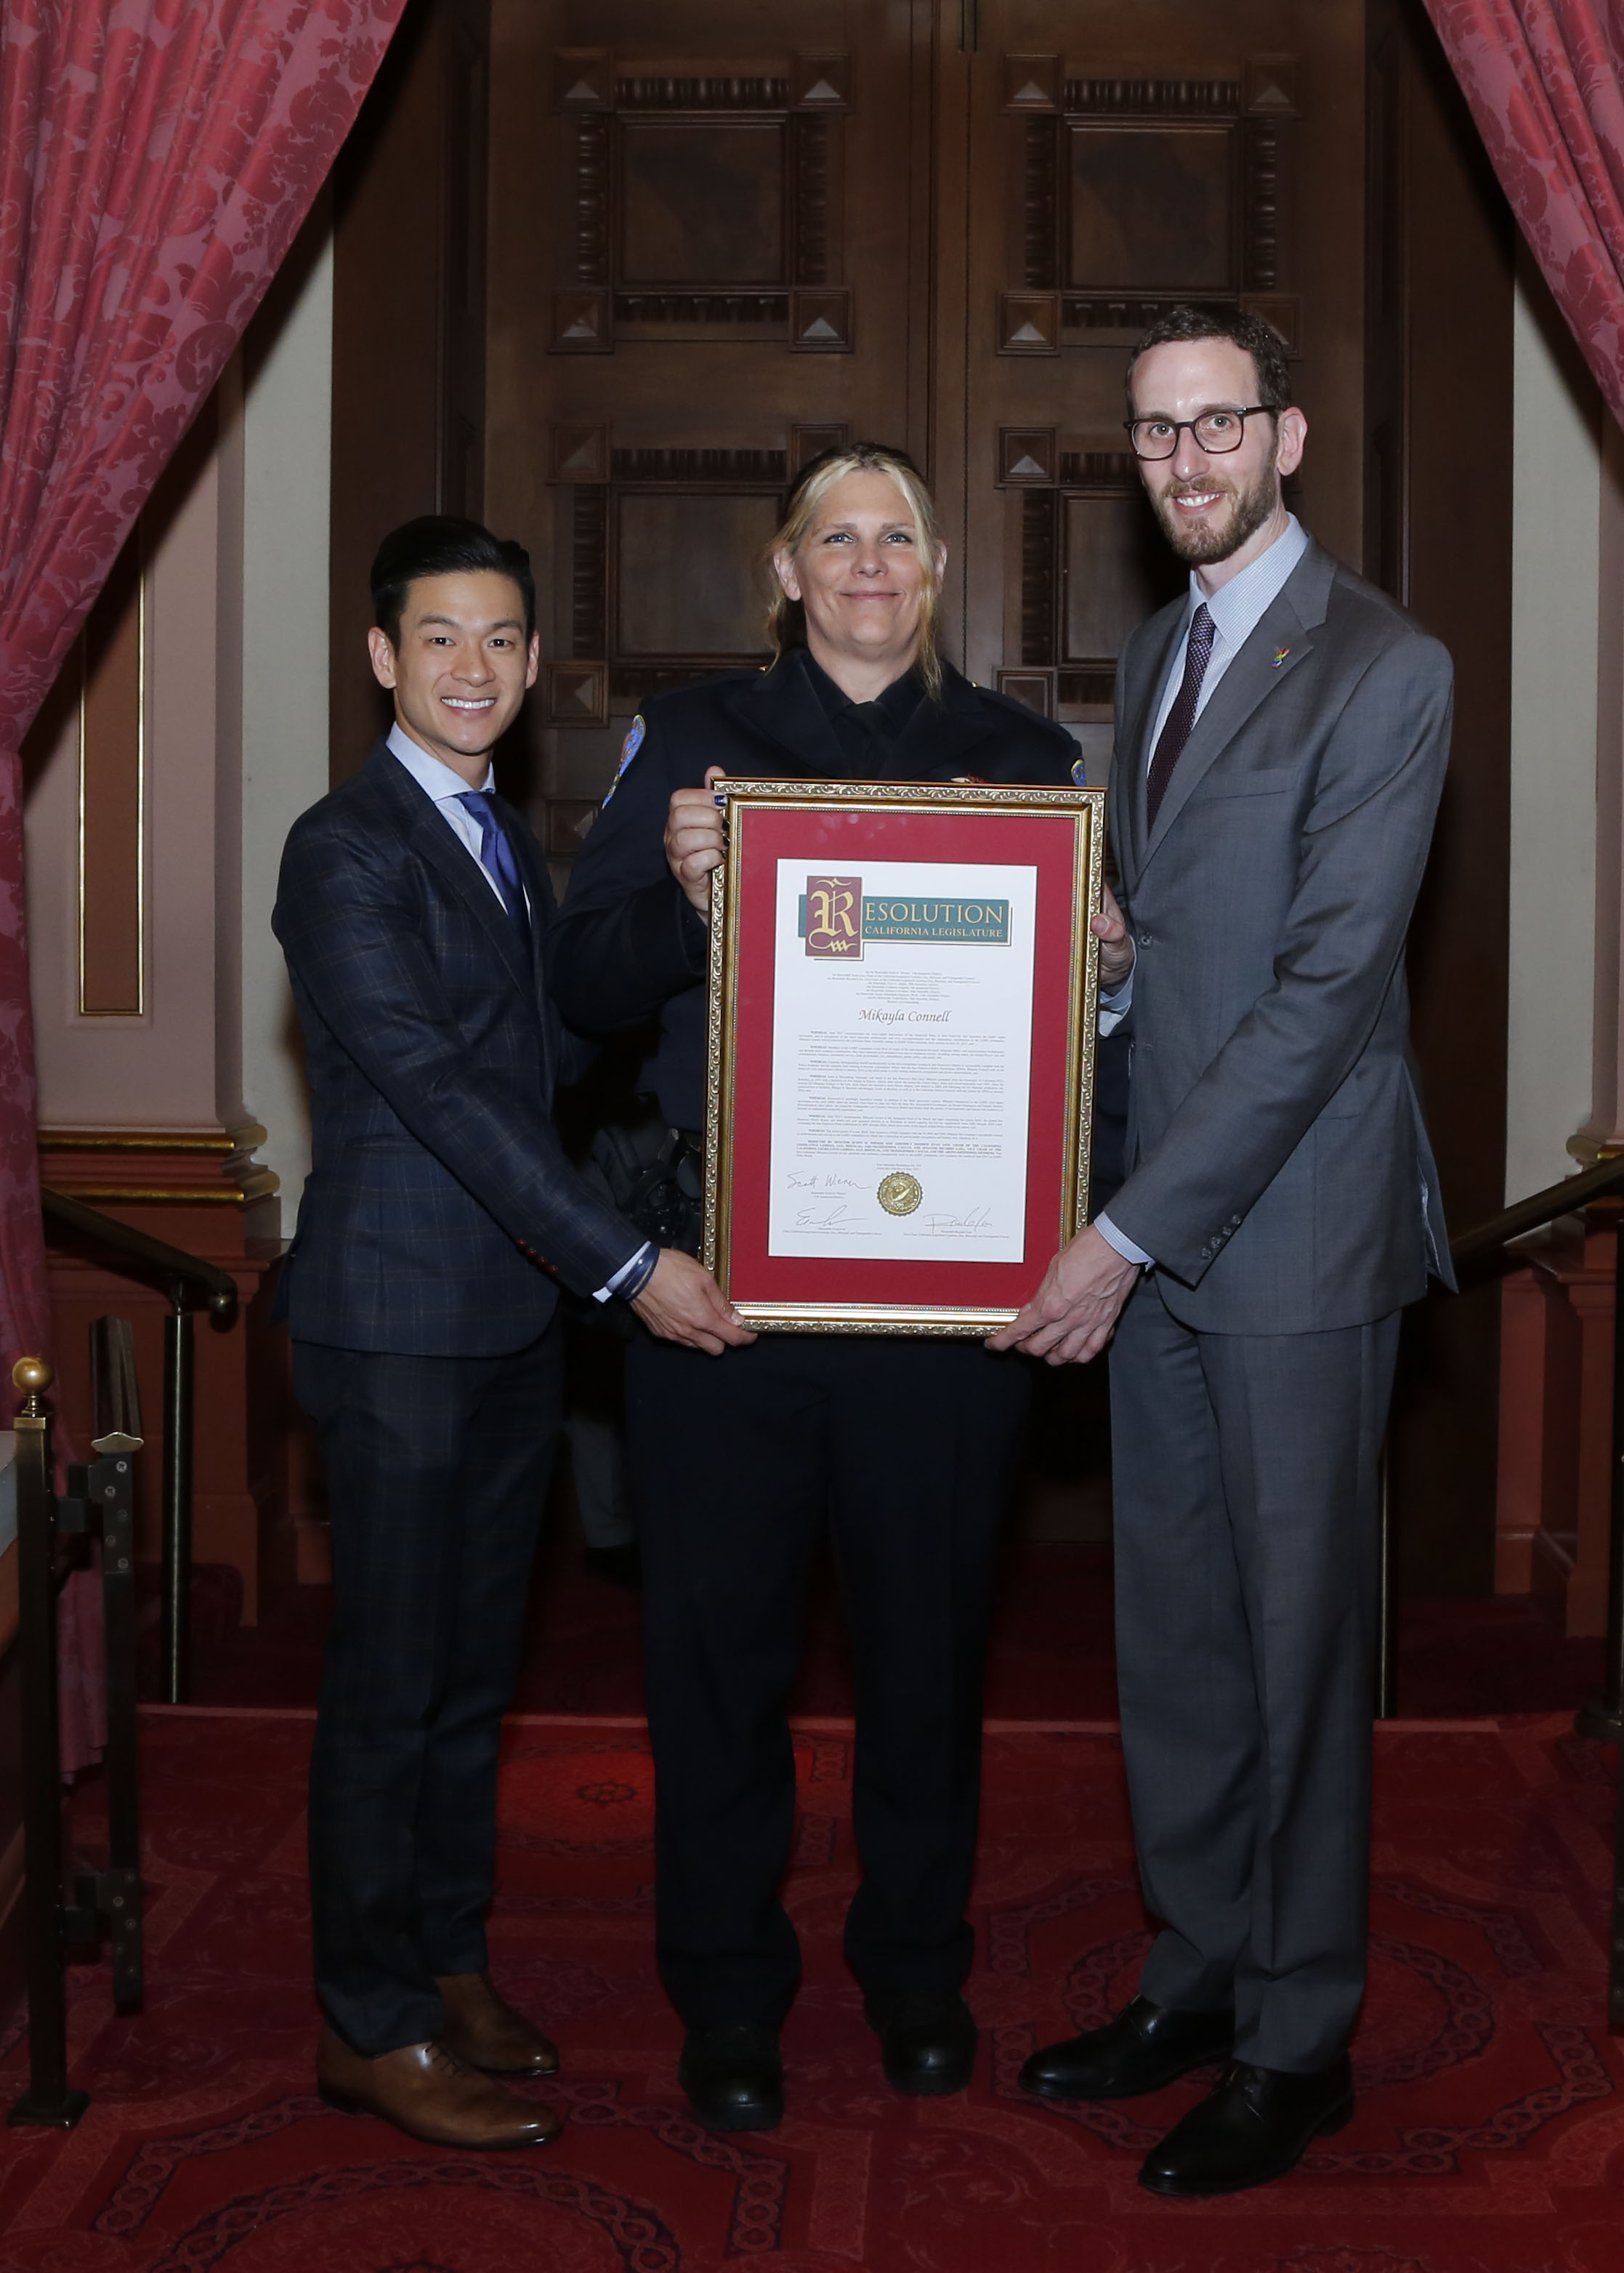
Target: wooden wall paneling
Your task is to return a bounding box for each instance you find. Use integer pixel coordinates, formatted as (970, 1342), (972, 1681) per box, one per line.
(487, 0), (932, 860)
(329, 0), (491, 784)
(963, 1), (1365, 704)
(1367, 0), (1514, 1597)
(441, 0), (490, 520)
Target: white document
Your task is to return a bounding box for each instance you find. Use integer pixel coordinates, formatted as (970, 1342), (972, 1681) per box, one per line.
(766, 858), (1038, 1261)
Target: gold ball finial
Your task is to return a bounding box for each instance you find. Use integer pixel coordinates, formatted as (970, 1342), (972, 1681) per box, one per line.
(12, 1355), (53, 1397)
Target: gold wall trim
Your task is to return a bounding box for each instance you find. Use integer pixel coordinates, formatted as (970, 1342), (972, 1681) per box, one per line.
(38, 1123), (268, 1155)
(1569, 1134), (1624, 1166)
(40, 1174), (280, 1206)
(37, 1125), (277, 1206)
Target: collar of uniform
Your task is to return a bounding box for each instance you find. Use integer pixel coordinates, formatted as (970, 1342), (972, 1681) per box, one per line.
(386, 719), (496, 802)
(795, 646), (925, 731)
(1188, 511), (1310, 654)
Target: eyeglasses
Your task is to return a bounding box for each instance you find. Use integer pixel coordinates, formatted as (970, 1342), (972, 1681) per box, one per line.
(1123, 406), (1274, 461)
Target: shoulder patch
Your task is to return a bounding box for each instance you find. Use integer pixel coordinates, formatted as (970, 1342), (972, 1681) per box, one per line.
(1071, 757), (1089, 786)
(602, 714), (646, 806)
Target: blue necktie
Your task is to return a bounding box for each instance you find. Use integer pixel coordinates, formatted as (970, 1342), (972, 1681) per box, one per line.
(456, 791), (531, 949)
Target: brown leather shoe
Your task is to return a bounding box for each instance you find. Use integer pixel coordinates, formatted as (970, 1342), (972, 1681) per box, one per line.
(317, 2028), (560, 2149)
(435, 1971), (560, 2078)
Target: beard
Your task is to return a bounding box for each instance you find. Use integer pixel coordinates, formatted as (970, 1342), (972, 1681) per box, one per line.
(1152, 440), (1280, 565)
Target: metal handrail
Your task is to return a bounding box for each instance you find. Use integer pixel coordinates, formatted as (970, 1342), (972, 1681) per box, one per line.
(1375, 1150), (1624, 2030)
(39, 1190), (237, 1703)
(1448, 1155), (1624, 1748)
(1380, 1155), (1624, 1724)
(1448, 1152), (1624, 1265)
(40, 1190), (236, 1315)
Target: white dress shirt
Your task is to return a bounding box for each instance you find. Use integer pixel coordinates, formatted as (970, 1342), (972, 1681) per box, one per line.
(385, 722), (650, 1301)
(1095, 515), (1311, 1271)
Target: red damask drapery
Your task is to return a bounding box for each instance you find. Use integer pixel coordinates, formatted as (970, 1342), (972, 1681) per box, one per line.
(1425, 0), (1624, 424)
(0, 0), (408, 1418)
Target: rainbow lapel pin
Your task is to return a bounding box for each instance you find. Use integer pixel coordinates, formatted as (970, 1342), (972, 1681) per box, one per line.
(1271, 647), (1292, 669)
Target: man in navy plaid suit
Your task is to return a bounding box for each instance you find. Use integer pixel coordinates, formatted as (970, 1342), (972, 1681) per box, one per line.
(273, 518), (750, 2152)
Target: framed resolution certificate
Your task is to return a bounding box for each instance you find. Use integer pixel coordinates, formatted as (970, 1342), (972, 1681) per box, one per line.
(702, 779), (1106, 1333)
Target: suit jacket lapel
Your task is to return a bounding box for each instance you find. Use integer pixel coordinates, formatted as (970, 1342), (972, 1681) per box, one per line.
(1118, 600), (1188, 885)
(406, 794), (538, 1001)
(1140, 541), (1334, 865)
(498, 795), (559, 1029)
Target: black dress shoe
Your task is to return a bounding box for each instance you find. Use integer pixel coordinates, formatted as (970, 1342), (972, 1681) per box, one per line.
(678, 2022), (784, 2132)
(1019, 1995), (1234, 2102)
(864, 1990), (978, 2095)
(1139, 2056), (1354, 2197)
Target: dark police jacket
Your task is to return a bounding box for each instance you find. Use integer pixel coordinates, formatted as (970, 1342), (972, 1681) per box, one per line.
(273, 740), (644, 1356)
(551, 650), (1086, 1131)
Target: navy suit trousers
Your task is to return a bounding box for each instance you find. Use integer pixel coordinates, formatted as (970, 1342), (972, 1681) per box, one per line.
(628, 1331), (1029, 2027)
(294, 1328), (560, 2054)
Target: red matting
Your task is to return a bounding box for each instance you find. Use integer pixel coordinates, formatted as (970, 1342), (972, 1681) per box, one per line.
(725, 804), (1085, 1313)
(0, 1711), (1620, 2271)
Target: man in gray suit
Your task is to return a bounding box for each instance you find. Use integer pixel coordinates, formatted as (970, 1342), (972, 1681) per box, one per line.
(992, 304), (1453, 2197)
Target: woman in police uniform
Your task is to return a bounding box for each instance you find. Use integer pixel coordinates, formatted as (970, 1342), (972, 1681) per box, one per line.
(552, 443), (1086, 2132)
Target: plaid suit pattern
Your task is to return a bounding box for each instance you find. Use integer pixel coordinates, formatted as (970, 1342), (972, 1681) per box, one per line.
(272, 741), (639, 1354)
(274, 738), (643, 2054)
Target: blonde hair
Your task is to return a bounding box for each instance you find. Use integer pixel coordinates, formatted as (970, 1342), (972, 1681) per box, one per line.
(762, 442), (946, 701)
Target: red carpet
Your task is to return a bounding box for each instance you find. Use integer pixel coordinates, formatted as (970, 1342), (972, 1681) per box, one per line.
(1, 1709), (1621, 2270)
(188, 1533), (1609, 1721)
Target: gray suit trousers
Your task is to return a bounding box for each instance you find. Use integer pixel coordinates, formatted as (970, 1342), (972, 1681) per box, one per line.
(1110, 1275), (1400, 2071)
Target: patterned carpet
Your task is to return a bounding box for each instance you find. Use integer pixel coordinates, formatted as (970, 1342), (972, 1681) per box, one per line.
(0, 1710), (1620, 2271)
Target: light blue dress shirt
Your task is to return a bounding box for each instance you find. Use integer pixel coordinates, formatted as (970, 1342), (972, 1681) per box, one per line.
(1095, 516), (1310, 1272)
(386, 722), (505, 900)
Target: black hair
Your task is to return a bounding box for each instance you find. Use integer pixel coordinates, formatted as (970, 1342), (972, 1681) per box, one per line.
(1124, 304), (1293, 418)
(369, 515), (536, 648)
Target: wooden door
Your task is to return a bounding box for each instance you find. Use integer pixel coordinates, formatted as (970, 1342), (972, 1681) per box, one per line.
(330, 0), (491, 780)
(338, 0), (1511, 1580)
(942, 0), (1366, 782)
(486, 0), (1366, 833)
(488, 0), (935, 850)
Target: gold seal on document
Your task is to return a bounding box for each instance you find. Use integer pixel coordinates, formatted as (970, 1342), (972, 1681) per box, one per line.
(878, 1171), (924, 1216)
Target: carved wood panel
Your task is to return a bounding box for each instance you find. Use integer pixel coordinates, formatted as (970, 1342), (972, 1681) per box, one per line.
(549, 49), (851, 352)
(543, 424), (850, 723)
(488, 0), (926, 799)
(487, 1), (1359, 807)
(994, 442), (1184, 722)
(956, 9), (1353, 731)
(995, 70), (1300, 360)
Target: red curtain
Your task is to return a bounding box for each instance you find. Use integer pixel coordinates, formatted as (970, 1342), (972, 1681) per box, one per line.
(1425, 0), (1624, 424)
(0, 0), (407, 1414)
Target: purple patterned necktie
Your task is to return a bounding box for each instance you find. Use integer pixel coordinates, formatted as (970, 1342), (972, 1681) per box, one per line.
(456, 791), (532, 949)
(1146, 602), (1215, 827)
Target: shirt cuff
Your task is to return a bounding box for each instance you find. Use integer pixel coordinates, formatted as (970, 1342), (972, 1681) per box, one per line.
(1094, 1212), (1154, 1269)
(594, 1239), (658, 1304)
(1098, 965), (1134, 1036)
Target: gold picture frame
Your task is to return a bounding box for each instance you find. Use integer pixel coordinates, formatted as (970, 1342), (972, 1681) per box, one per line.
(702, 778), (1106, 1333)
